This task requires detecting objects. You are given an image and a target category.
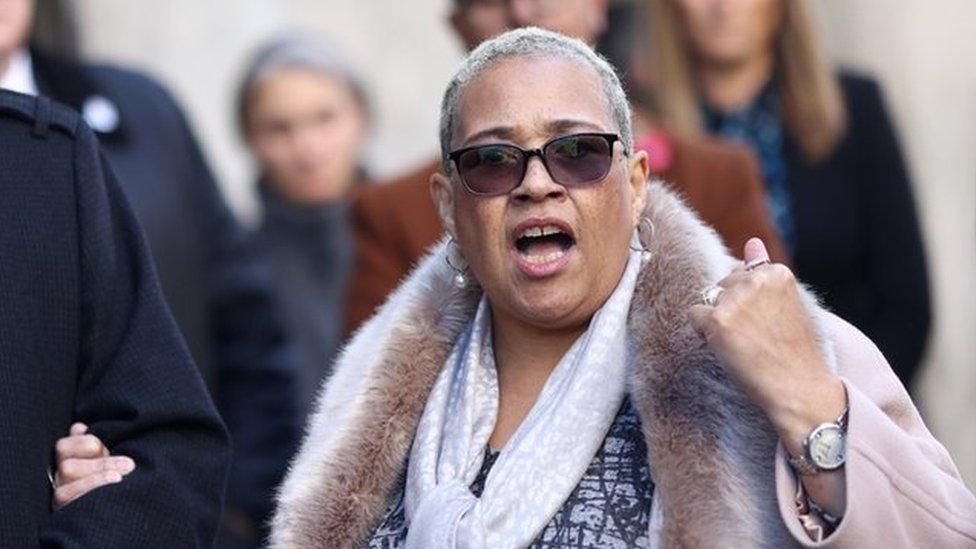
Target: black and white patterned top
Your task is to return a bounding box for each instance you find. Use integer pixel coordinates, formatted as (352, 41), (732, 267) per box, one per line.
(366, 398), (654, 548)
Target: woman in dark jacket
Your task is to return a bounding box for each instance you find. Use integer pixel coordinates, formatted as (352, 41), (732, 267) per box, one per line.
(647, 0), (931, 387)
(237, 35), (371, 419)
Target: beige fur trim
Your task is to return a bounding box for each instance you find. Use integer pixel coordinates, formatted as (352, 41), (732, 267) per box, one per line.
(271, 244), (480, 547)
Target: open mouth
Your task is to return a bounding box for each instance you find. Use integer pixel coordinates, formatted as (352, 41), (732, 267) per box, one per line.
(511, 219), (577, 277)
(515, 225), (575, 262)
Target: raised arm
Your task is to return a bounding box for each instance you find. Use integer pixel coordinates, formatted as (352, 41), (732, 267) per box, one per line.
(690, 238), (975, 547)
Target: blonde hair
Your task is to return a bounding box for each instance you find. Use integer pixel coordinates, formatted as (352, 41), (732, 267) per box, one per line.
(649, 0), (846, 163)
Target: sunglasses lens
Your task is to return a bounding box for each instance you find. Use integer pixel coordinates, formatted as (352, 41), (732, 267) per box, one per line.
(457, 145), (523, 195)
(544, 134), (614, 186)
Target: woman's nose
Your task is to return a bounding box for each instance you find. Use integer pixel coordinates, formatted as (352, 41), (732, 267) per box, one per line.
(513, 155), (565, 202)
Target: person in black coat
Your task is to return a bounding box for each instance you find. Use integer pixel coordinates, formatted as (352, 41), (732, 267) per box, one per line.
(699, 73), (932, 387)
(778, 74), (930, 388)
(0, 89), (230, 547)
(0, 6), (299, 541)
(28, 51), (299, 544)
(648, 0), (931, 388)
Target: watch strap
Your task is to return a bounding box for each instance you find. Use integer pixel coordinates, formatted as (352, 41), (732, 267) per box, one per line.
(788, 453), (822, 476)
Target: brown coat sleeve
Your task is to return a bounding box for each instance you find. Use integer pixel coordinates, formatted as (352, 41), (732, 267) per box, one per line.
(344, 160), (445, 337)
(710, 147), (789, 265)
(661, 134), (789, 265)
(344, 189), (412, 336)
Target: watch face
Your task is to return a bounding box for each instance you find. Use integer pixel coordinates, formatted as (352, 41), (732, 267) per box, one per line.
(807, 424), (846, 470)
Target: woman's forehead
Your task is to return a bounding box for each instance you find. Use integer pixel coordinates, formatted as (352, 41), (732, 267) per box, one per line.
(456, 118), (611, 150)
(455, 56), (615, 144)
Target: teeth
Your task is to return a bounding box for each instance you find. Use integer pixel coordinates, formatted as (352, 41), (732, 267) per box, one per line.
(523, 249), (566, 264)
(519, 224), (567, 239)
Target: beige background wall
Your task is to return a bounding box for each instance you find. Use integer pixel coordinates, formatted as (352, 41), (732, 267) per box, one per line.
(70, 0), (974, 486)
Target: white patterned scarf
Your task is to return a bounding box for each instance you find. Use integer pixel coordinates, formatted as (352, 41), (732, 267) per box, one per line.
(403, 249), (643, 549)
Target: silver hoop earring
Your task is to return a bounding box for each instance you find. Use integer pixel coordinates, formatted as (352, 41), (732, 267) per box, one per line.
(445, 238), (470, 288)
(630, 218), (655, 265)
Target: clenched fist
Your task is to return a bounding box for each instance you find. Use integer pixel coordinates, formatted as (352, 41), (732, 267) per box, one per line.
(689, 238), (848, 516)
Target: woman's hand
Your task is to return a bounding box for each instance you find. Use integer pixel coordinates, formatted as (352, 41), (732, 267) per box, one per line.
(689, 238), (847, 515)
(52, 423), (136, 510)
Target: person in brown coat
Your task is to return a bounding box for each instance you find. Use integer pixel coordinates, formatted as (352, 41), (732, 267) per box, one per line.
(345, 0), (786, 332)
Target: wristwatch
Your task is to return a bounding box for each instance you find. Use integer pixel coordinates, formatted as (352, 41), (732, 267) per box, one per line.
(789, 408), (849, 476)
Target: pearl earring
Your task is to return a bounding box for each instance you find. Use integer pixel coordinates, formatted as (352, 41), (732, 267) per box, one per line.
(452, 270), (468, 289)
(630, 218), (656, 265)
(445, 238), (470, 289)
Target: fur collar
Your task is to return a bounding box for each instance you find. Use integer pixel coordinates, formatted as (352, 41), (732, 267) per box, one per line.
(272, 182), (833, 548)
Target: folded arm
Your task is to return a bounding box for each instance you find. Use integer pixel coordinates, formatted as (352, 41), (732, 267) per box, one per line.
(39, 129), (230, 548)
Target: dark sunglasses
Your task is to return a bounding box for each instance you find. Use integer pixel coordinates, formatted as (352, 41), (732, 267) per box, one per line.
(447, 132), (624, 196)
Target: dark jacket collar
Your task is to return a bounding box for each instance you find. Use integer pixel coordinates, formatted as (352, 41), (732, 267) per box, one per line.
(29, 45), (126, 143)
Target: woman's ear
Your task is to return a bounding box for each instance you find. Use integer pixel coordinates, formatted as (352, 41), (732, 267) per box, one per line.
(627, 149), (650, 225)
(430, 170), (457, 238)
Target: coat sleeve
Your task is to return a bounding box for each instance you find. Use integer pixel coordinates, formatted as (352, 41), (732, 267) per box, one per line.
(343, 189), (413, 336)
(38, 124), (231, 548)
(713, 147), (790, 265)
(774, 313), (976, 548)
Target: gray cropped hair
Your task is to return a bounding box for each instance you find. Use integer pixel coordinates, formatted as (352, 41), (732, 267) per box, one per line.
(236, 34), (370, 136)
(439, 27), (633, 170)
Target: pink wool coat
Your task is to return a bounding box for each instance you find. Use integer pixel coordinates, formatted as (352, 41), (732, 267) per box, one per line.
(271, 183), (976, 548)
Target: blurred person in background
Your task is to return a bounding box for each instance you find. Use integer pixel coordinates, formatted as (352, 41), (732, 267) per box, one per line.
(238, 35), (370, 421)
(647, 0), (931, 388)
(344, 0), (788, 333)
(0, 0), (299, 546)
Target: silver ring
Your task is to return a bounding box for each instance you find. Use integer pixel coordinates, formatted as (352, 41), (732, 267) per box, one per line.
(48, 467), (57, 490)
(745, 258), (771, 271)
(701, 285), (724, 307)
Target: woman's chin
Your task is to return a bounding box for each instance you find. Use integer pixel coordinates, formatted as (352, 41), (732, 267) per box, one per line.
(479, 251), (601, 330)
(503, 287), (594, 331)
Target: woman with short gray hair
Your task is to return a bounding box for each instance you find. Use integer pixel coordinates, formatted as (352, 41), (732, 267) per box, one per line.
(272, 28), (976, 548)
